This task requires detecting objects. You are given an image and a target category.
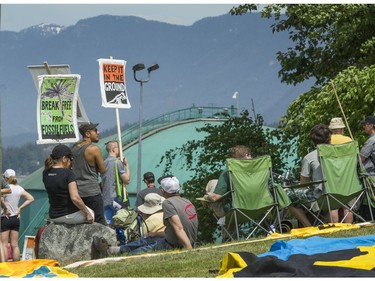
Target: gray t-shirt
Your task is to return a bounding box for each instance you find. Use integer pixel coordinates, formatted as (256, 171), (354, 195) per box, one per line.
(135, 187), (163, 208)
(360, 133), (375, 176)
(162, 196), (198, 247)
(102, 156), (127, 207)
(300, 149), (323, 199)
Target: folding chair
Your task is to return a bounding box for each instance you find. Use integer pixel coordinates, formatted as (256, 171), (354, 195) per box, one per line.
(293, 141), (374, 225)
(223, 155), (291, 241)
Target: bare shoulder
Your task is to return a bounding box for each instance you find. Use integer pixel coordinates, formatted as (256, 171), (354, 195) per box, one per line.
(84, 144), (103, 164)
(86, 144), (101, 154)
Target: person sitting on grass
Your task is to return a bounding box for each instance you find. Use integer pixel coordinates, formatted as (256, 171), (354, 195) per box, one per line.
(109, 192), (166, 254)
(109, 175), (198, 255)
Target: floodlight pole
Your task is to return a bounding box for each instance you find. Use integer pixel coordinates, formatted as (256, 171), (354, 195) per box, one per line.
(232, 91), (239, 116)
(133, 63), (159, 194)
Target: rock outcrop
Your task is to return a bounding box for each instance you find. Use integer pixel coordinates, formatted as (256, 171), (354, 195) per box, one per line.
(38, 222), (117, 265)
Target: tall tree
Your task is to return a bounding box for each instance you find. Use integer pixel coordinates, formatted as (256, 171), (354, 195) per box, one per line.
(231, 4), (375, 86)
(280, 65), (375, 164)
(231, 4), (375, 168)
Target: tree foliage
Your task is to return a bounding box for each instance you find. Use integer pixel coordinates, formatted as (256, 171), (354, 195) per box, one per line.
(231, 4), (375, 86)
(158, 111), (294, 243)
(2, 143), (51, 176)
(280, 65), (375, 164)
(230, 3), (375, 173)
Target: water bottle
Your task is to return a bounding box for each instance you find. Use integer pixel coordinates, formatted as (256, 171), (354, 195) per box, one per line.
(116, 227), (126, 246)
(268, 224), (276, 235)
(283, 169), (290, 187)
(285, 169), (290, 181)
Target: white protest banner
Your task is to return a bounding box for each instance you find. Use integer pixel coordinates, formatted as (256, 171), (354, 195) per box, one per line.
(36, 75), (80, 144)
(97, 58), (131, 109)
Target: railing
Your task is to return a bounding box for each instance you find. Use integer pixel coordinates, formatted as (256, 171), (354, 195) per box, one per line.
(101, 105), (237, 149)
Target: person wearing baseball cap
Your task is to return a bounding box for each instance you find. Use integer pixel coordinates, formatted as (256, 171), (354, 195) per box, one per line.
(109, 175), (198, 255)
(158, 175), (198, 249)
(360, 116), (375, 176)
(72, 122), (106, 225)
(2, 168), (34, 261)
(78, 122), (99, 137)
(328, 117), (352, 144)
(43, 144), (94, 226)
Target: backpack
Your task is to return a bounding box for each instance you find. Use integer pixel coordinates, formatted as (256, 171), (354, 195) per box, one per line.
(112, 208), (143, 244)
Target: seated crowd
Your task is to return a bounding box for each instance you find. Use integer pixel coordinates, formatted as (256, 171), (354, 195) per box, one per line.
(3, 116), (374, 261)
(202, 116), (375, 232)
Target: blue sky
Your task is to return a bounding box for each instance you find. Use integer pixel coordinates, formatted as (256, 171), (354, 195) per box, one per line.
(1, 1), (364, 32)
(0, 3), (237, 32)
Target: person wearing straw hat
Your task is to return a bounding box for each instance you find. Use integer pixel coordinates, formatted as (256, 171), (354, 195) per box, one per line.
(328, 117), (352, 144)
(328, 117), (354, 223)
(108, 175), (198, 255)
(108, 193), (166, 255)
(360, 116), (375, 176)
(138, 193), (166, 236)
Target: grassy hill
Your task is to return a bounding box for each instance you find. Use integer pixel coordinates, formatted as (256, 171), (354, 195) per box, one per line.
(68, 224), (375, 277)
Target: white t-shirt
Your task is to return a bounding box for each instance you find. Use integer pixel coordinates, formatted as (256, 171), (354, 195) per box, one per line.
(2, 184), (25, 216)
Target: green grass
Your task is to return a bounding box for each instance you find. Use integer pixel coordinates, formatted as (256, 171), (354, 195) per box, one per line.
(68, 225), (375, 277)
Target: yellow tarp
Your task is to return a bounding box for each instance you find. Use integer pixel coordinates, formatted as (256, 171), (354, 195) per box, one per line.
(289, 223), (360, 237)
(0, 259), (78, 278)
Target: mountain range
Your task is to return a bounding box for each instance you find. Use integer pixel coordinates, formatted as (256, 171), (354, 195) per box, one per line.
(0, 12), (312, 147)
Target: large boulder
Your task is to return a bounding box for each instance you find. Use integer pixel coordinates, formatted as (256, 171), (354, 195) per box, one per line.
(38, 222), (117, 265)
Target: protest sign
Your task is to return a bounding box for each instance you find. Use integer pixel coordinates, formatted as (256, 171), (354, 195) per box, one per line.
(97, 58), (131, 109)
(36, 75), (80, 144)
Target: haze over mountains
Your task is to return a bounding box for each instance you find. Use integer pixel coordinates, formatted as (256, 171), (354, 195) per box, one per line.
(0, 12), (312, 147)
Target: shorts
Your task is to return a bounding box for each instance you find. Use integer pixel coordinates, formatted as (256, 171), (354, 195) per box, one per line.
(285, 187), (316, 202)
(1, 215), (20, 232)
(50, 208), (94, 225)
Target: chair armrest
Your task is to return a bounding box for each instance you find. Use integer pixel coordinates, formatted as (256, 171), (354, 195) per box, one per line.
(216, 191), (231, 202)
(196, 197), (210, 202)
(284, 179), (326, 189)
(196, 191), (231, 203)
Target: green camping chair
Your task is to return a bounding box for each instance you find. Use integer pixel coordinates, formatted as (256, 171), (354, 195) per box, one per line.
(290, 141), (374, 225)
(223, 155), (291, 241)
